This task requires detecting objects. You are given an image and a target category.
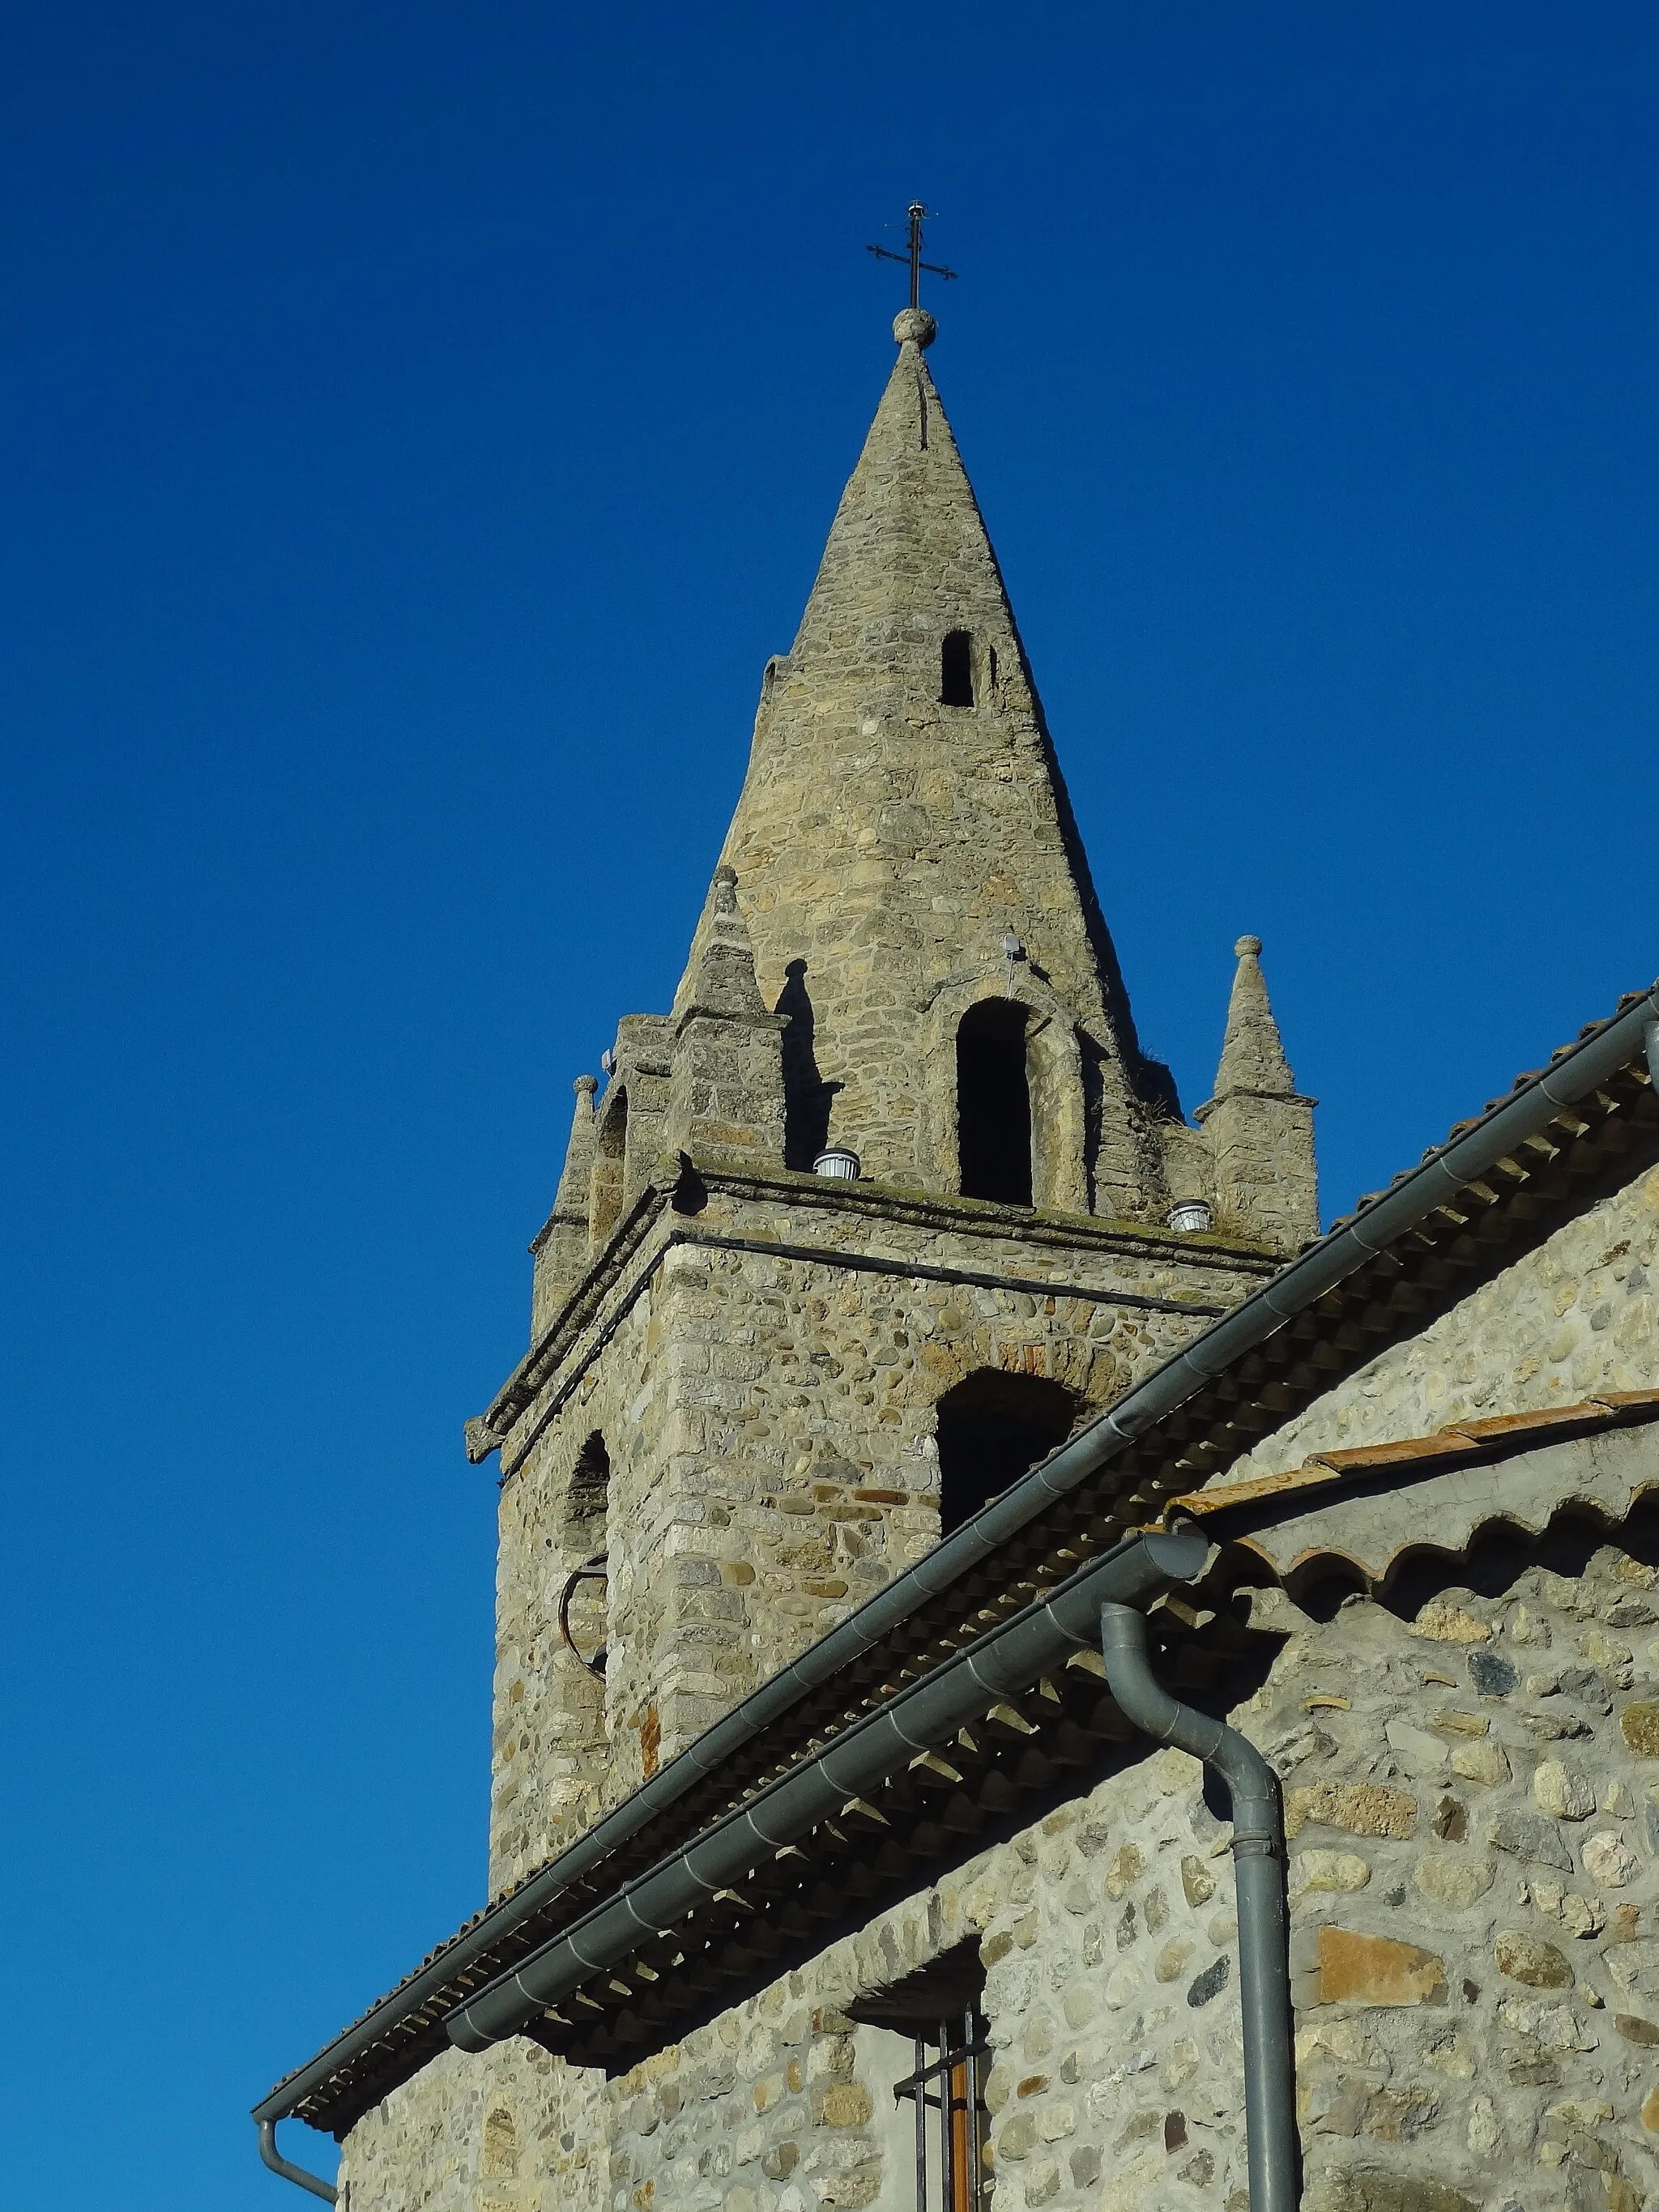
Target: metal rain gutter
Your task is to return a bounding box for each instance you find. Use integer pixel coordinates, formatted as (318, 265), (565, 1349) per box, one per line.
(256, 978), (1659, 2133)
(445, 1526), (1211, 2050)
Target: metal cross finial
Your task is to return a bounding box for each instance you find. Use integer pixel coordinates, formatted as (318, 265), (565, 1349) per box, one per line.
(867, 201), (958, 309)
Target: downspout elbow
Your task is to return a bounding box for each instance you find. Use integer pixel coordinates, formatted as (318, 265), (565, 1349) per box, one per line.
(1097, 1605), (1279, 1847)
(258, 2119), (340, 2205)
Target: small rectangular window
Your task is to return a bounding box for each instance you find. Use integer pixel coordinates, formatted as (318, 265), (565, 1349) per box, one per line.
(895, 2013), (991, 2212)
(850, 1942), (991, 2212)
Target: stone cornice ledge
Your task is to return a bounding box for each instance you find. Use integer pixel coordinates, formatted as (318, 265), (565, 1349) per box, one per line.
(465, 1153), (1278, 1467)
(696, 1159), (1281, 1269)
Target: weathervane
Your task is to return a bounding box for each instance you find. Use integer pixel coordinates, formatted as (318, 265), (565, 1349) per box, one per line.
(867, 202), (958, 310)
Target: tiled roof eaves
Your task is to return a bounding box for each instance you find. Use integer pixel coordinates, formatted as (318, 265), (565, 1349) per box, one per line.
(1166, 1389), (1659, 1528)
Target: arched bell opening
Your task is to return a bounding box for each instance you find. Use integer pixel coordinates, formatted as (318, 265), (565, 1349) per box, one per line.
(933, 1369), (1079, 1536)
(956, 1000), (1033, 1206)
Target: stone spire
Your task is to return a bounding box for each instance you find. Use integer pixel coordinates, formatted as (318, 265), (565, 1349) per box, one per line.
(663, 866), (786, 1170)
(529, 1074), (598, 1336)
(678, 309), (1174, 1213)
(1213, 934), (1298, 1096)
(1197, 936), (1318, 1253)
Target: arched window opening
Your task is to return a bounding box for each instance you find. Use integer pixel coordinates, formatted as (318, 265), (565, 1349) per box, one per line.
(934, 1370), (1077, 1535)
(558, 1431), (610, 1675)
(957, 1000), (1032, 1205)
(778, 958), (840, 1170)
(599, 1085), (627, 1161)
(940, 629), (975, 707)
(590, 1084), (628, 1242)
(568, 1430), (610, 1531)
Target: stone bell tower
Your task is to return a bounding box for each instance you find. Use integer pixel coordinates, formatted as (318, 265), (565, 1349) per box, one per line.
(467, 305), (1319, 1900)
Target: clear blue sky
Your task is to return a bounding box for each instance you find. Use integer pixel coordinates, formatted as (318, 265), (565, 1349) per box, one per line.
(3, 6), (1656, 2205)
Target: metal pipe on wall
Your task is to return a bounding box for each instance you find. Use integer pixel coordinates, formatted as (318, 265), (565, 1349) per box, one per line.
(258, 2120), (340, 2205)
(1098, 1602), (1295, 2212)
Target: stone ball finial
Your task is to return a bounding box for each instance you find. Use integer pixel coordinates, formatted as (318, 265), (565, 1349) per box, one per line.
(893, 307), (937, 349)
(713, 863), (739, 915)
(575, 1072), (598, 1098)
(1235, 934), (1263, 959)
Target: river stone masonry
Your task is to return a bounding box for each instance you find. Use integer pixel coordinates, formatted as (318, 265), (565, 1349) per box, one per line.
(489, 1170), (1278, 1894)
(343, 1511), (1659, 2212)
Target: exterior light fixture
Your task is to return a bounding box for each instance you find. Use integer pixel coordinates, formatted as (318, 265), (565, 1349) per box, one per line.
(1167, 1200), (1213, 1234)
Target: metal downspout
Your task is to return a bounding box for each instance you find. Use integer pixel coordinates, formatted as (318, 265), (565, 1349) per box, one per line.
(1098, 1601), (1295, 2212)
(258, 2119), (340, 2205)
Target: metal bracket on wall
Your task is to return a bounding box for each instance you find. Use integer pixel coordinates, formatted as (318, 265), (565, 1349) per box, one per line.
(557, 1554), (609, 1675)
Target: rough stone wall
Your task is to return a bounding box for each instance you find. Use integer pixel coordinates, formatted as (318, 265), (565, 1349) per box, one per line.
(594, 1745), (1243, 2212)
(339, 2041), (605, 2212)
(1253, 1520), (1659, 2212)
(595, 1240), (1203, 1784)
(1218, 1161), (1659, 1493)
(482, 1511), (1659, 2212)
(489, 1189), (1270, 1894)
(490, 1283), (663, 1890)
(342, 1496), (1659, 2212)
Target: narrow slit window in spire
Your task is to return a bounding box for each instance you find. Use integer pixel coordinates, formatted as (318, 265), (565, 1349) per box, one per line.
(940, 631), (975, 708)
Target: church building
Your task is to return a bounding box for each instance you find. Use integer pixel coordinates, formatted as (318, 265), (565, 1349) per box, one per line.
(255, 294), (1659, 2212)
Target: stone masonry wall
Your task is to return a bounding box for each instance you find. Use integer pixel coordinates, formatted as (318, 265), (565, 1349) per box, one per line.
(339, 2040), (606, 2212)
(1218, 1162), (1659, 1492)
(478, 1509), (1659, 2212)
(491, 1281), (661, 1893)
(352, 1421), (1659, 2212)
(489, 1193), (1269, 1896)
(1259, 1526), (1659, 2212)
(592, 1734), (1246, 2212)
